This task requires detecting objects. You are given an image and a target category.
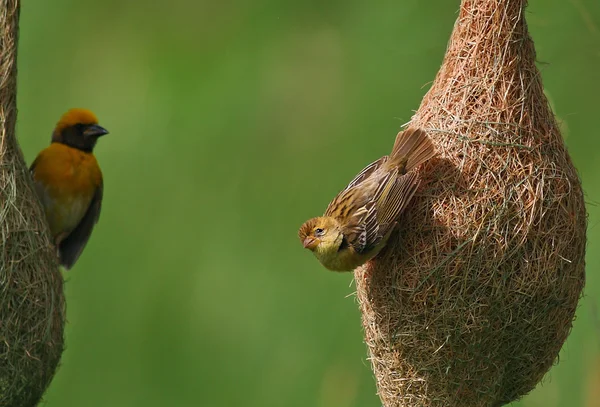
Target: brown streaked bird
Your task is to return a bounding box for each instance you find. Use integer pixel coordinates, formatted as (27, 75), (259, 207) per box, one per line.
(30, 108), (108, 269)
(298, 128), (435, 271)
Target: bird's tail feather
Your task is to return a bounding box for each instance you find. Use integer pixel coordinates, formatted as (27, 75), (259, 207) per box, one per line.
(389, 128), (436, 173)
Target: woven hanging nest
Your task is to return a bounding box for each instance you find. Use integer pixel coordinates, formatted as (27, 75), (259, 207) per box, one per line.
(0, 1), (66, 406)
(355, 1), (586, 406)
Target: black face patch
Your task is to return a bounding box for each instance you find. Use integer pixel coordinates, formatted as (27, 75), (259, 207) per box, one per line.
(59, 124), (97, 152)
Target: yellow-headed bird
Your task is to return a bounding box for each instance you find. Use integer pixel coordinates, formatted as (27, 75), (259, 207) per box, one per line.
(30, 108), (108, 269)
(298, 128), (435, 272)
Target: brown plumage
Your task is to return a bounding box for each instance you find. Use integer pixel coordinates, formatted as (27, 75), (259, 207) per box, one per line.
(299, 128), (435, 271)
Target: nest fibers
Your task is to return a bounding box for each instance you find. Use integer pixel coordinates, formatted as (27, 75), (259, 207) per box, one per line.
(354, 1), (586, 406)
(0, 2), (65, 406)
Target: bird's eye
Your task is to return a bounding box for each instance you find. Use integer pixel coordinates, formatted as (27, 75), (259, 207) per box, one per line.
(315, 228), (324, 236)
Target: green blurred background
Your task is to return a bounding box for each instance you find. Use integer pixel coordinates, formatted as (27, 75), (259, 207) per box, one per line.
(14, 0), (600, 406)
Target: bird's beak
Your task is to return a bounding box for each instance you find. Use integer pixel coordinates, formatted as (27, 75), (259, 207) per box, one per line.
(84, 124), (109, 137)
(303, 236), (318, 250)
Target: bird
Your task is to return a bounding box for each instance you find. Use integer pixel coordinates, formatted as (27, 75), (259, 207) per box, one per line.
(30, 108), (108, 269)
(298, 128), (435, 272)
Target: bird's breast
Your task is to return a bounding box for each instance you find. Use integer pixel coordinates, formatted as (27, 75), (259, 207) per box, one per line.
(314, 242), (365, 272)
(32, 143), (102, 237)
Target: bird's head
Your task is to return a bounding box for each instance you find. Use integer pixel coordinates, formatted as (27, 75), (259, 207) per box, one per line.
(298, 216), (343, 253)
(52, 108), (108, 152)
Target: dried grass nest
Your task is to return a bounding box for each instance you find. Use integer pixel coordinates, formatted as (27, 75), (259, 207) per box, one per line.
(0, 1), (66, 406)
(355, 1), (586, 406)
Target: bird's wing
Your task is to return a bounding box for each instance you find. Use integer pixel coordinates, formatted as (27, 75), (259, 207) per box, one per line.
(374, 170), (420, 236)
(344, 156), (388, 190)
(58, 181), (103, 269)
(324, 156), (387, 220)
(340, 201), (374, 253)
(345, 170), (420, 254)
